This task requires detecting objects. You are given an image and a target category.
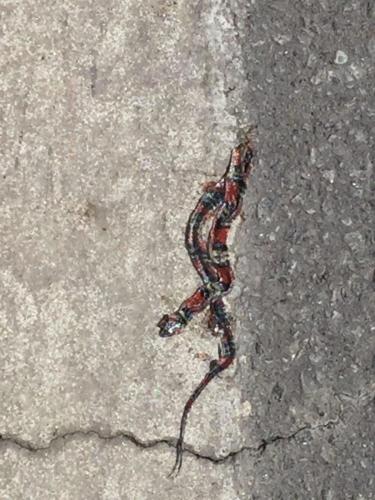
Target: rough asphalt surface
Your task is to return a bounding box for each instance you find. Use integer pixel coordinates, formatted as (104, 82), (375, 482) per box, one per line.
(0, 0), (374, 499)
(234, 1), (374, 498)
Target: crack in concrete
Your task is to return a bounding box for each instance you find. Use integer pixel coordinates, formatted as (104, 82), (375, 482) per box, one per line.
(0, 429), (173, 455)
(207, 417), (341, 464)
(0, 418), (340, 464)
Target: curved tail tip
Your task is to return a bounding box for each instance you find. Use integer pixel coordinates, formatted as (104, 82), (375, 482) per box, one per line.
(168, 445), (183, 478)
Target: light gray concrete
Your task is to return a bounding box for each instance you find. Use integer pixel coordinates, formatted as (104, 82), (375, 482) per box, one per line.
(1, 0), (252, 498)
(0, 434), (239, 500)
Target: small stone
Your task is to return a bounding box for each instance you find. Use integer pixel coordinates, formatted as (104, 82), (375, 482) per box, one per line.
(322, 170), (335, 183)
(332, 310), (343, 320)
(341, 217), (352, 226)
(241, 400), (252, 417)
(344, 231), (364, 253)
(273, 34), (292, 45)
(305, 208), (316, 215)
(291, 193), (303, 204)
(368, 36), (375, 58)
(334, 50), (348, 65)
(239, 355), (247, 365)
(310, 147), (317, 164)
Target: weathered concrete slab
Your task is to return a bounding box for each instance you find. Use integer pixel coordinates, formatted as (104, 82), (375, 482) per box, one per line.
(0, 434), (238, 499)
(1, 0), (252, 496)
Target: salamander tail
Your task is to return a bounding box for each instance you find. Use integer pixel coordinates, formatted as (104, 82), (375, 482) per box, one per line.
(168, 365), (222, 477)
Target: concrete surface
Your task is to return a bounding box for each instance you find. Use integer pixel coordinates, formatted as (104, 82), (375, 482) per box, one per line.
(0, 0), (373, 499)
